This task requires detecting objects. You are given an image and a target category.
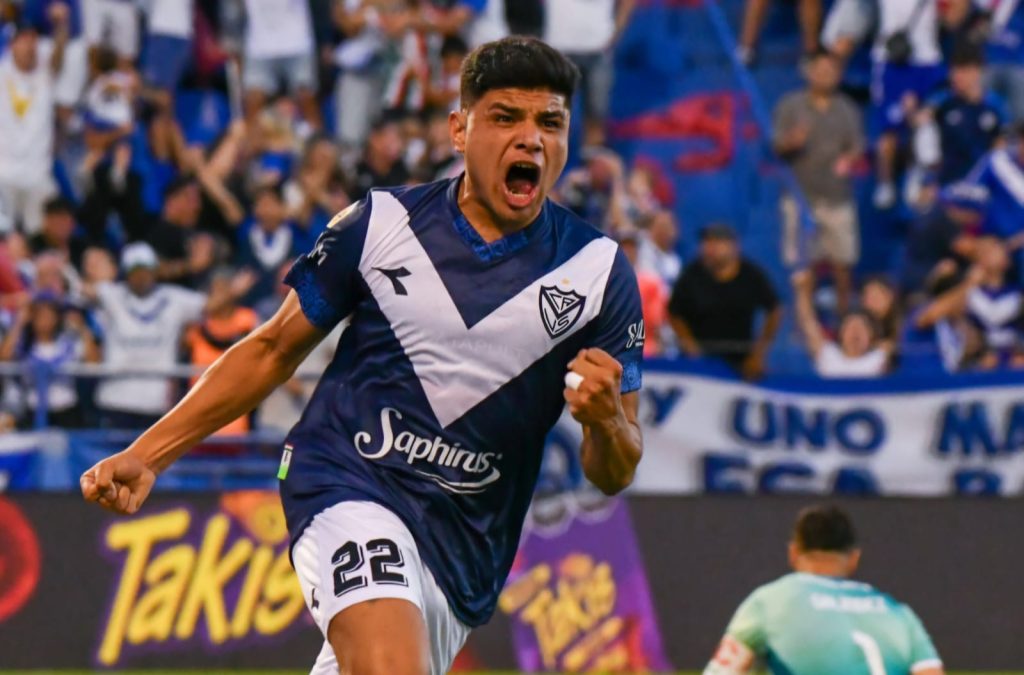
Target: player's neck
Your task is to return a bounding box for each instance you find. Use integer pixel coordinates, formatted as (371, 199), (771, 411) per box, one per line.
(458, 177), (540, 243)
(795, 554), (851, 578)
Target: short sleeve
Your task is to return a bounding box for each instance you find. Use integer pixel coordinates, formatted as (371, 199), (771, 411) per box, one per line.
(93, 281), (119, 309)
(750, 264), (780, 311)
(724, 589), (768, 654)
(772, 95), (798, 145)
(171, 287), (207, 324)
(903, 605), (942, 671)
(587, 248), (644, 393)
(667, 267), (696, 322)
(284, 199), (371, 331)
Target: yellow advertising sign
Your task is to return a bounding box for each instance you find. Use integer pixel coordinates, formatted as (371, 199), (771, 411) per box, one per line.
(97, 492), (306, 666)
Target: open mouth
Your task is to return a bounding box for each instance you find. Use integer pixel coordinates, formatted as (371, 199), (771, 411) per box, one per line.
(503, 162), (541, 209)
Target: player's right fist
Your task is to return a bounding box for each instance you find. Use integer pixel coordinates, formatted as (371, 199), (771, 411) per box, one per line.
(80, 451), (156, 516)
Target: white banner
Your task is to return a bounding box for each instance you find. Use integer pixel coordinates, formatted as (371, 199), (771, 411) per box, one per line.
(550, 362), (1024, 496)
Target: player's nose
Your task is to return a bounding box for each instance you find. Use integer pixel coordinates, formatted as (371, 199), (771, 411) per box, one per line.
(512, 121), (543, 154)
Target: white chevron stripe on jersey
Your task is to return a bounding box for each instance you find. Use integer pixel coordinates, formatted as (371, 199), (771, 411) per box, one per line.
(360, 191), (618, 428)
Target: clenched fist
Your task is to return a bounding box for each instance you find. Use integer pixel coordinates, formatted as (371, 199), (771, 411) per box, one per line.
(564, 348), (624, 426)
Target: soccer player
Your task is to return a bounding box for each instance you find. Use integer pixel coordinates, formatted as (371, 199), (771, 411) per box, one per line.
(704, 506), (944, 675)
(80, 37), (644, 675)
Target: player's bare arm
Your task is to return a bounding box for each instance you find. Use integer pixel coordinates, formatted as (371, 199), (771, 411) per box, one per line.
(565, 348), (642, 495)
(79, 291), (325, 514)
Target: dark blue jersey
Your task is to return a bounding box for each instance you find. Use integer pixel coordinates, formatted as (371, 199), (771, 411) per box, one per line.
(930, 90), (1007, 185)
(279, 177), (644, 627)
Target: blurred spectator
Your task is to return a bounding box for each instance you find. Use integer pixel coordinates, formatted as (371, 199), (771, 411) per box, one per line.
(23, 0), (88, 116)
(237, 184), (299, 303)
(859, 275), (903, 344)
(419, 108), (461, 180)
(913, 236), (1022, 367)
(0, 14), (68, 235)
(979, 0), (1024, 122)
(618, 230), (668, 357)
(184, 268), (258, 436)
(737, 0), (822, 65)
(332, 0), (404, 150)
(824, 0), (944, 210)
(902, 181), (986, 296)
(425, 34), (468, 113)
(964, 124), (1024, 246)
(27, 196), (86, 268)
(668, 224), (781, 379)
(81, 45), (135, 154)
(557, 147), (630, 234)
(912, 44), (1007, 189)
(774, 48), (864, 312)
(543, 0), (636, 148)
(148, 176), (215, 287)
(0, 227), (27, 311)
(0, 292), (99, 427)
(81, 0), (139, 67)
(283, 134), (349, 248)
(87, 242), (206, 428)
(241, 0), (321, 130)
(635, 209), (682, 286)
(792, 270), (892, 377)
(351, 114), (411, 200)
(140, 0), (193, 108)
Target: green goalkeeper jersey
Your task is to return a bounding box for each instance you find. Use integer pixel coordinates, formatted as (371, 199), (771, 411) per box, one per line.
(722, 572), (941, 675)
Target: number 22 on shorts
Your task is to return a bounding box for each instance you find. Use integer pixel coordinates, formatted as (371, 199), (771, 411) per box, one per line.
(331, 538), (408, 596)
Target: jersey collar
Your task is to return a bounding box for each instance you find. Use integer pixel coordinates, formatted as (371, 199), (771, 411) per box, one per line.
(446, 175), (550, 263)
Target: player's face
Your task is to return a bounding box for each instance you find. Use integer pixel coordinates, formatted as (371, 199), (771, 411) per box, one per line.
(452, 87), (570, 229)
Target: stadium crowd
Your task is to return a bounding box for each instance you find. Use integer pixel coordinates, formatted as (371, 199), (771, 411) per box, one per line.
(0, 0), (1023, 431)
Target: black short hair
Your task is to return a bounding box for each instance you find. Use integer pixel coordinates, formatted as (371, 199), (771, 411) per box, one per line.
(441, 35), (469, 60)
(793, 505), (858, 553)
(253, 183), (284, 203)
(460, 37), (579, 109)
(163, 175), (197, 201)
(43, 196), (74, 216)
(950, 41), (985, 68)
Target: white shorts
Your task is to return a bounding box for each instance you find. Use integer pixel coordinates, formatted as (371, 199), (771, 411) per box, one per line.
(292, 501), (470, 675)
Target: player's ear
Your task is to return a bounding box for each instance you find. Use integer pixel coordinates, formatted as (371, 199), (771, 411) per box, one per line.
(449, 109), (468, 154)
(846, 548), (862, 575)
(787, 541), (800, 570)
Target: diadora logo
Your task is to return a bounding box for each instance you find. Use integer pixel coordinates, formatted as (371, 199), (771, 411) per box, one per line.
(374, 266), (412, 295)
(354, 408), (502, 494)
(539, 285), (586, 339)
(626, 320), (645, 350)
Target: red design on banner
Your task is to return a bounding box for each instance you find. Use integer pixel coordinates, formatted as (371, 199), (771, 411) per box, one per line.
(0, 497), (41, 622)
(609, 93), (738, 173)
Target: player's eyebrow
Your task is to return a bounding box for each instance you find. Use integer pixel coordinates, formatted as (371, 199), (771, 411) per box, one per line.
(488, 103), (525, 118)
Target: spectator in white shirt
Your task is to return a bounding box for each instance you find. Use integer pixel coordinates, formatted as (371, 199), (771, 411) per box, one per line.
(241, 0), (320, 130)
(793, 269), (893, 378)
(543, 0), (637, 147)
(88, 242), (206, 429)
(81, 0), (139, 67)
(0, 15), (67, 235)
(824, 0), (945, 210)
(636, 208), (682, 286)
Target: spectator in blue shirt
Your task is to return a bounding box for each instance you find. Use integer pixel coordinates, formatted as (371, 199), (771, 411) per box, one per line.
(981, 0), (1024, 121)
(965, 122), (1024, 248)
(913, 44), (1007, 187)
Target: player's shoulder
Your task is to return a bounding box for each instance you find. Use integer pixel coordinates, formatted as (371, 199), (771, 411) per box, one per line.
(546, 198), (618, 254)
(372, 178), (453, 218)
